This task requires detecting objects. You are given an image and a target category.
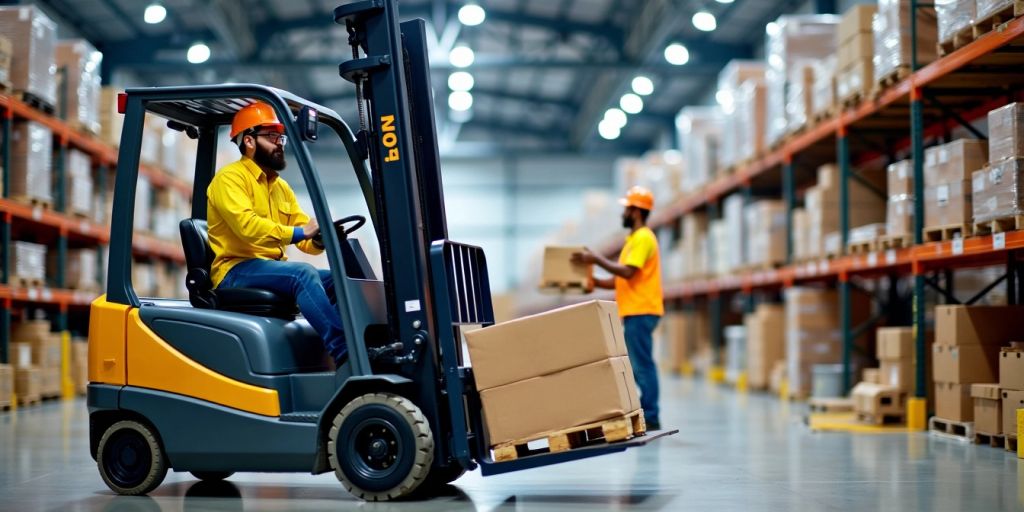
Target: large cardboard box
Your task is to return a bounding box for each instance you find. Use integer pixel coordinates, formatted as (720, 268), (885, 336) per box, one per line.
(465, 300), (626, 391)
(9, 342), (32, 369)
(1002, 389), (1024, 438)
(852, 382), (904, 417)
(14, 366), (41, 401)
(935, 381), (973, 421)
(932, 343), (1000, 383)
(30, 336), (61, 369)
(0, 5), (57, 106)
(838, 4), (877, 45)
(972, 384), (1002, 435)
(55, 40), (102, 134)
(539, 246), (592, 289)
(880, 359), (913, 391)
(877, 327), (914, 360)
(934, 305), (1024, 346)
(479, 356), (640, 446)
(1000, 343), (1024, 390)
(988, 102), (1024, 164)
(12, 319), (50, 343)
(39, 367), (59, 397)
(746, 304), (785, 390)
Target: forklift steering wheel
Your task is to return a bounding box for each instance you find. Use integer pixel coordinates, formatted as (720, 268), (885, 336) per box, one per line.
(332, 215), (366, 237)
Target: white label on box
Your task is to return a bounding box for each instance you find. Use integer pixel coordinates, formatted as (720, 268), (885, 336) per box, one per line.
(994, 232), (1006, 250)
(973, 173), (985, 193)
(936, 185), (949, 205)
(952, 238), (964, 255)
(404, 300), (421, 312)
(867, 252), (878, 267)
(886, 250), (897, 265)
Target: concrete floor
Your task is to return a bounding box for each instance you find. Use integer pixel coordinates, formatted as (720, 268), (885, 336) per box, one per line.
(1, 376), (1020, 511)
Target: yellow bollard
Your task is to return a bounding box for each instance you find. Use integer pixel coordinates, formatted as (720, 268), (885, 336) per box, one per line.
(1018, 409), (1023, 459)
(736, 371), (748, 393)
(709, 365), (726, 384)
(906, 397), (927, 431)
(779, 377), (790, 401)
(61, 331), (75, 399)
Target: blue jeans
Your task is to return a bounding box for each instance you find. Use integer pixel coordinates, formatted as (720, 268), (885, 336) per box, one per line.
(623, 314), (660, 425)
(219, 259), (347, 362)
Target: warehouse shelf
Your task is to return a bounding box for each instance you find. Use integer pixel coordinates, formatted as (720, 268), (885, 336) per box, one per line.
(0, 284), (98, 308)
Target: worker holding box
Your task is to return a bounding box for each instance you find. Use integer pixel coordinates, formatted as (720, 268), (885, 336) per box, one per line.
(572, 186), (665, 429)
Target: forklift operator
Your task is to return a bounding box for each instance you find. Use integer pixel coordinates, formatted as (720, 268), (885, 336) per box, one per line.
(206, 101), (348, 365)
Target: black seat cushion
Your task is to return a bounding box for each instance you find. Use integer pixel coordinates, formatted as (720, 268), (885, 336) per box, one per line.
(179, 218), (296, 319)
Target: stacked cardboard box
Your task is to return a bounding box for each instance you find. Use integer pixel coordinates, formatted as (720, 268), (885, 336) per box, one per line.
(141, 115), (165, 167)
(134, 176), (153, 233)
(56, 40), (102, 134)
(979, 0), (1019, 23)
(659, 310), (699, 374)
(785, 287), (870, 399)
(765, 15), (840, 147)
(886, 159), (915, 239)
(924, 139), (987, 233)
(0, 35), (11, 86)
(811, 56), (837, 119)
(133, 262), (156, 297)
(792, 207), (810, 260)
(804, 164), (886, 258)
(50, 248), (99, 292)
(0, 5), (57, 107)
(71, 339), (88, 395)
(999, 343), (1024, 442)
(676, 107), (723, 194)
(852, 381), (906, 420)
(13, 319), (61, 398)
(973, 103), (1024, 226)
(539, 246), (591, 290)
(10, 121), (53, 203)
(99, 87), (124, 148)
(836, 4), (877, 104)
(745, 303), (785, 390)
(785, 61), (816, 133)
(12, 241), (47, 285)
(465, 301), (640, 447)
(972, 384), (1002, 437)
(66, 148), (94, 217)
(932, 305), (1024, 421)
(717, 61), (765, 171)
(877, 327), (916, 392)
(736, 79), (767, 163)
(873, 0), (938, 86)
(936, 0), (975, 46)
(681, 213), (708, 279)
(744, 200), (787, 268)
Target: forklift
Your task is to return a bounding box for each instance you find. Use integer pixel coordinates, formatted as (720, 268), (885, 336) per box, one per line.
(87, 0), (674, 501)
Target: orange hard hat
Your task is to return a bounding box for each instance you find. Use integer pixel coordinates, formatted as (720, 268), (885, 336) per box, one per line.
(619, 186), (654, 211)
(230, 101), (284, 139)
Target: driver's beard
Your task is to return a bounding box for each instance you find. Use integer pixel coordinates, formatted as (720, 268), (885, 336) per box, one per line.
(253, 143), (286, 171)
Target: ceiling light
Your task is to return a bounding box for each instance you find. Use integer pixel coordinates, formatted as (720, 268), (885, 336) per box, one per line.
(631, 76), (654, 96)
(766, 21), (780, 37)
(664, 43), (690, 65)
(458, 4), (486, 26)
(448, 91), (473, 111)
(598, 119), (621, 140)
(187, 42), (210, 64)
(604, 108), (628, 128)
(692, 11), (717, 32)
(144, 2), (166, 24)
(449, 45), (475, 68)
(448, 71), (474, 91)
(716, 0), (735, 3)
(620, 93), (643, 114)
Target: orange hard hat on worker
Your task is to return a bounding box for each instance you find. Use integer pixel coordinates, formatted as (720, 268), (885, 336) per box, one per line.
(619, 186), (654, 211)
(230, 101), (284, 139)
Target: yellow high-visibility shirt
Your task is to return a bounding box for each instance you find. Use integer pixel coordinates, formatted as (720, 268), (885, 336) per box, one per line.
(207, 156), (323, 286)
(615, 226), (664, 317)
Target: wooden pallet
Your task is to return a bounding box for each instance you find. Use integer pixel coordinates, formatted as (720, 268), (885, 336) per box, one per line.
(492, 410), (646, 463)
(840, 91), (866, 110)
(13, 90), (55, 115)
(876, 234), (912, 251)
(846, 240), (876, 255)
(1006, 435), (1019, 453)
(973, 214), (1024, 236)
(17, 394), (40, 406)
(809, 397), (854, 414)
(938, 26), (976, 57)
(12, 276), (45, 288)
(812, 104), (836, 124)
(9, 195), (53, 210)
(873, 66), (911, 96)
(923, 223), (972, 242)
(974, 431), (1006, 448)
(973, 1), (1024, 40)
(929, 416), (975, 442)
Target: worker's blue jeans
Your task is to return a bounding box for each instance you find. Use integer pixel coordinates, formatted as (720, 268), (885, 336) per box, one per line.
(623, 314), (660, 426)
(219, 259), (347, 363)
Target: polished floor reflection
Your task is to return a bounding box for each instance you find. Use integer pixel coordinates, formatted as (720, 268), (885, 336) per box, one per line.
(1, 376), (1020, 511)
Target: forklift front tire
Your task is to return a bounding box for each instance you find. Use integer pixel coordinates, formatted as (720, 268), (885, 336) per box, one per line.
(96, 420), (168, 496)
(328, 393), (435, 501)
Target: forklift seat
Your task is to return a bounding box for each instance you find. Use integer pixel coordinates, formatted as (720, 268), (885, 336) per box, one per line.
(179, 219), (297, 318)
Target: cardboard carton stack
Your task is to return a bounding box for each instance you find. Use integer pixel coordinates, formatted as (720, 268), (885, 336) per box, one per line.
(66, 148), (94, 217)
(999, 343), (1024, 445)
(0, 364), (12, 408)
(12, 241), (47, 286)
(932, 305), (1024, 422)
(51, 248), (99, 292)
(792, 207), (810, 261)
(681, 213), (708, 280)
(0, 5), (57, 107)
(836, 4), (877, 105)
(873, 0), (938, 88)
(71, 339), (88, 395)
(978, 0), (1019, 25)
(973, 103), (1024, 229)
(735, 78), (767, 163)
(804, 164), (886, 258)
(465, 301), (641, 448)
(659, 310), (700, 374)
(854, 327), (918, 422)
(717, 61), (765, 171)
(539, 246), (591, 291)
(924, 139), (987, 235)
(811, 56), (837, 119)
(785, 61), (816, 134)
(723, 194), (745, 272)
(785, 287), (870, 399)
(745, 303), (785, 391)
(676, 107), (723, 194)
(10, 121), (53, 204)
(936, 0), (975, 50)
(13, 320), (61, 399)
(744, 200), (787, 268)
(99, 87), (124, 148)
(886, 159), (914, 241)
(55, 40), (102, 134)
(141, 115), (165, 167)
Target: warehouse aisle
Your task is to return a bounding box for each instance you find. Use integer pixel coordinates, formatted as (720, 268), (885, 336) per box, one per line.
(0, 376), (1018, 511)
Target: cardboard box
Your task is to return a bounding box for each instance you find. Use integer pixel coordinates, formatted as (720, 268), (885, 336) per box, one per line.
(745, 304), (785, 390)
(934, 305), (1024, 346)
(39, 367), (59, 397)
(479, 356), (640, 446)
(932, 343), (1000, 383)
(0, 364), (12, 405)
(71, 340), (88, 395)
(880, 359), (914, 391)
(972, 383), (1002, 435)
(1002, 389), (1024, 438)
(924, 180), (971, 229)
(31, 336), (60, 369)
(55, 40), (102, 134)
(988, 102), (1024, 164)
(539, 246), (592, 289)
(935, 381), (973, 421)
(14, 366), (41, 400)
(0, 5), (57, 106)
(887, 195), (914, 238)
(925, 139), (988, 187)
(838, 33), (874, 68)
(877, 327), (914, 360)
(852, 382), (905, 417)
(839, 4), (878, 45)
(863, 368), (880, 384)
(1000, 343), (1024, 390)
(10, 342), (32, 369)
(465, 300), (626, 391)
(972, 159), (1024, 225)
(9, 121), (53, 203)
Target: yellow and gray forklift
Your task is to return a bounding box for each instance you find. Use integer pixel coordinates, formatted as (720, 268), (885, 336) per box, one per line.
(87, 0), (674, 500)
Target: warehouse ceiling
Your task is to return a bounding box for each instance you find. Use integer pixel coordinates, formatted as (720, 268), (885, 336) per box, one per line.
(30, 0), (808, 156)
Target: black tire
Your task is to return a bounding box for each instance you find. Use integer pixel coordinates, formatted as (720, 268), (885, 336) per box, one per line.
(327, 393), (434, 501)
(97, 420), (168, 496)
(190, 471), (234, 481)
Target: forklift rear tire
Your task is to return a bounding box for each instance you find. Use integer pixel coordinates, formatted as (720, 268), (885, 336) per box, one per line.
(97, 420), (168, 496)
(327, 393), (434, 501)
(190, 471), (234, 481)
